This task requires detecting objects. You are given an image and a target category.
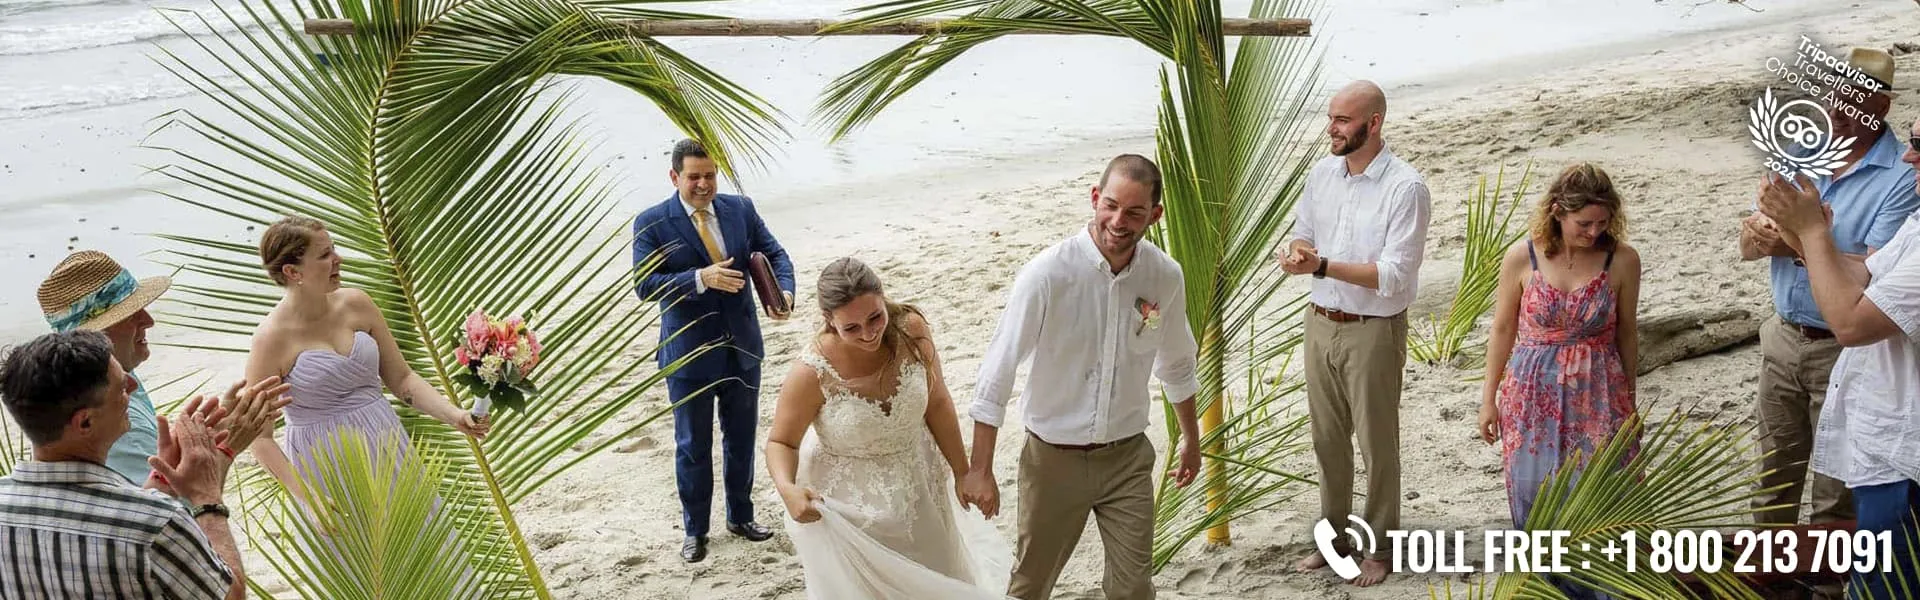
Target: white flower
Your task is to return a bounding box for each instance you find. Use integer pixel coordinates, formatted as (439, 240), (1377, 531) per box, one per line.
(478, 354), (506, 387)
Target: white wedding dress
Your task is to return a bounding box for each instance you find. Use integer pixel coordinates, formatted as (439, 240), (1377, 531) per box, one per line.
(786, 347), (1012, 600)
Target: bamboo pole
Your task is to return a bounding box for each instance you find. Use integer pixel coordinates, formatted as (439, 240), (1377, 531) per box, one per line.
(1201, 325), (1231, 546)
(303, 17), (1310, 37)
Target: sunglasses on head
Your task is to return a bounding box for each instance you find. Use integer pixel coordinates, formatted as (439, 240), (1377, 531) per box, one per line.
(1910, 136), (1919, 150)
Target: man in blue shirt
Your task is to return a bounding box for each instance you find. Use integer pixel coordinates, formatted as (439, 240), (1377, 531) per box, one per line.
(1738, 47), (1918, 530)
(37, 251), (171, 484)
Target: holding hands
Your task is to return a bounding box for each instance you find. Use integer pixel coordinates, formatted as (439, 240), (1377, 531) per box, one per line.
(959, 470), (999, 519)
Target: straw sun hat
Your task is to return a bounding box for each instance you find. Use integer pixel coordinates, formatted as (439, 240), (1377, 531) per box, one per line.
(37, 251), (171, 333)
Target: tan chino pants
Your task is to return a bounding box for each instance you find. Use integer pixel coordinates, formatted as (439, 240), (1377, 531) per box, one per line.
(1304, 310), (1407, 560)
(1009, 432), (1157, 600)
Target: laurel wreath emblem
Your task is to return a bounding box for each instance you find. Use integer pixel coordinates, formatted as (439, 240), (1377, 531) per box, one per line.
(1749, 87), (1856, 179)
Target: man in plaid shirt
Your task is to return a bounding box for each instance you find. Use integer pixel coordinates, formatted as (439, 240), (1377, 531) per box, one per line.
(0, 330), (280, 599)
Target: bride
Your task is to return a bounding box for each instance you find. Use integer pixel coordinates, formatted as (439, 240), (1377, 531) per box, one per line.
(765, 257), (1010, 599)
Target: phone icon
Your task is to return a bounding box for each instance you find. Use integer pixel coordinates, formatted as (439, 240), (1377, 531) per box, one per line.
(1312, 515), (1375, 580)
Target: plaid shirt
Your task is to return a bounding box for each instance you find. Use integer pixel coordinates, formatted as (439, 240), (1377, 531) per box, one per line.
(0, 460), (231, 598)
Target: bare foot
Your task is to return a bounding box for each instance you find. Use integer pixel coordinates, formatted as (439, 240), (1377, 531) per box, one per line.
(1350, 558), (1389, 587)
(1293, 552), (1328, 573)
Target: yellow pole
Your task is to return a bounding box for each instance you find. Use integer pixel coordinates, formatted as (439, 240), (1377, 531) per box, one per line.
(1202, 393), (1230, 545)
(1201, 326), (1231, 546)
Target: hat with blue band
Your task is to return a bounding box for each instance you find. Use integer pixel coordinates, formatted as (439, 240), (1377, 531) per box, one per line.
(38, 251), (172, 333)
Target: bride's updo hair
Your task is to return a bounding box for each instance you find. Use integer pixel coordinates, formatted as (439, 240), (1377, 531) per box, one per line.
(816, 257), (928, 366)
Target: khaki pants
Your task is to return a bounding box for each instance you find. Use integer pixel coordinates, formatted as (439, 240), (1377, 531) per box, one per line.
(1304, 310), (1406, 559)
(1009, 432), (1157, 600)
(1753, 315), (1854, 525)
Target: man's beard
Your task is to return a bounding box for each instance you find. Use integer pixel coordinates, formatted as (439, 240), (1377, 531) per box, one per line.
(1333, 121), (1371, 156)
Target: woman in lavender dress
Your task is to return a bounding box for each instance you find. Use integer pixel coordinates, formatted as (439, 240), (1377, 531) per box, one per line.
(244, 215), (487, 509)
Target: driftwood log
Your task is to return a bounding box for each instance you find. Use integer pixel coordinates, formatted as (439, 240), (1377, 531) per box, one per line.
(1635, 306), (1763, 375)
(302, 17), (1312, 37)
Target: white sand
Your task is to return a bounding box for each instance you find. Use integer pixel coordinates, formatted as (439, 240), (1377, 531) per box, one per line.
(506, 5), (1920, 598)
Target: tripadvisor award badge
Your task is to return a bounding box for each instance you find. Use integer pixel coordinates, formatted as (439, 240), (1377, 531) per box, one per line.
(1753, 38), (1896, 179)
(1748, 88), (1853, 180)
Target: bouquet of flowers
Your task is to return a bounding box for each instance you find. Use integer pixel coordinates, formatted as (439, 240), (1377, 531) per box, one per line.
(452, 309), (542, 418)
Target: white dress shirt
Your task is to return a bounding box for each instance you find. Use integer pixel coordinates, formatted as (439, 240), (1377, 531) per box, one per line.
(970, 229), (1201, 446)
(683, 198), (726, 294)
(1291, 147), (1432, 317)
(1811, 211), (1920, 488)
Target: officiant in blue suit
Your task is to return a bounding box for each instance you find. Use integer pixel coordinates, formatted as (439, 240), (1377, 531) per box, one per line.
(632, 138), (795, 564)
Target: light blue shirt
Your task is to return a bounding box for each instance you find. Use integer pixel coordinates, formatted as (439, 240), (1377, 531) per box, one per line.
(105, 375), (159, 484)
(1771, 130), (1920, 329)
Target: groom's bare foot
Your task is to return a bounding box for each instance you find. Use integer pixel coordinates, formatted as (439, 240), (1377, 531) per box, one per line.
(1350, 559), (1389, 587)
(1293, 552), (1328, 573)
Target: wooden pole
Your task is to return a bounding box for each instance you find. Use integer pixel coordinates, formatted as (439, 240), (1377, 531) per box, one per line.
(302, 16), (1311, 37)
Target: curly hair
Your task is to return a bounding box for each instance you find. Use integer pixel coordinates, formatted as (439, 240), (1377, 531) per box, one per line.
(1528, 163), (1628, 258)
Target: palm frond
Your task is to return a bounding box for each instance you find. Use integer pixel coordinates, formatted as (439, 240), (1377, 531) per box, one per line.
(1491, 402), (1773, 599)
(1409, 161), (1534, 366)
(144, 0), (773, 594)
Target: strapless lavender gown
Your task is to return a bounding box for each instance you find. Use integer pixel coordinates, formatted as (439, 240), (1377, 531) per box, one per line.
(284, 330), (412, 477)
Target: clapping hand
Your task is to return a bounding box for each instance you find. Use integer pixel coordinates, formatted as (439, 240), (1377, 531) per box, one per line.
(221, 376), (292, 451)
(1758, 173), (1832, 244)
(1280, 244), (1320, 276)
(149, 401), (234, 506)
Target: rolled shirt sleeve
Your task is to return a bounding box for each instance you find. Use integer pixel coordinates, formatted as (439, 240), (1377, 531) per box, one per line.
(1154, 272), (1201, 404)
(1864, 241), (1920, 341)
(970, 262), (1048, 428)
(1291, 176), (1319, 247)
(1373, 180), (1432, 299)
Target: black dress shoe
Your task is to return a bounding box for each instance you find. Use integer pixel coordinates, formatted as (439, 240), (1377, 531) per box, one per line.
(726, 521), (774, 542)
(681, 536), (708, 563)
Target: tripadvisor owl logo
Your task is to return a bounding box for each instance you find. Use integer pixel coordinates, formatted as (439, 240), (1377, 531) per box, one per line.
(1748, 88), (1854, 180)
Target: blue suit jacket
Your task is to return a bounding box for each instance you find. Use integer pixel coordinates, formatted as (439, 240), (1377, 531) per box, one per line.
(632, 192), (795, 381)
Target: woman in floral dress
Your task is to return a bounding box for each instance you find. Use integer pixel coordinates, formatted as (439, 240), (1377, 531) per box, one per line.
(1478, 163), (1643, 534)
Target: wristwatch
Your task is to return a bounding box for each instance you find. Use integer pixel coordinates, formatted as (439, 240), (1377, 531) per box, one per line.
(188, 503), (230, 518)
(1313, 257), (1329, 279)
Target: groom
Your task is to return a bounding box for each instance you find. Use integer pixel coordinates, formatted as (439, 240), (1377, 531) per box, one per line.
(966, 154), (1204, 600)
(632, 139), (795, 563)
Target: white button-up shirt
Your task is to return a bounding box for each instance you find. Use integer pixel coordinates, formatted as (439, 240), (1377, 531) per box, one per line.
(970, 229), (1201, 446)
(1291, 147), (1432, 317)
(683, 198), (726, 294)
(1812, 211), (1920, 488)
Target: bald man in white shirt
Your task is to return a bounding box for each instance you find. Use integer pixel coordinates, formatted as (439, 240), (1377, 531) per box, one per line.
(1283, 80), (1432, 587)
(964, 154), (1205, 600)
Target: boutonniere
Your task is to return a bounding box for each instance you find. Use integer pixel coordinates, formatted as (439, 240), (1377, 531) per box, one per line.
(1135, 298), (1161, 335)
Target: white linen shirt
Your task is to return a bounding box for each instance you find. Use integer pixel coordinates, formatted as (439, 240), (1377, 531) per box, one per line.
(970, 229), (1202, 446)
(1291, 147), (1432, 317)
(1811, 211), (1920, 488)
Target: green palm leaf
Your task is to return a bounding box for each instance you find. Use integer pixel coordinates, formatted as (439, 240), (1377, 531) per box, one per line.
(816, 0), (1330, 571)
(1410, 161), (1533, 366)
(1491, 404), (1775, 599)
(142, 0), (781, 595)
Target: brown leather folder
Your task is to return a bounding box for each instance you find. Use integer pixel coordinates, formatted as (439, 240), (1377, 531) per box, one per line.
(749, 251), (789, 318)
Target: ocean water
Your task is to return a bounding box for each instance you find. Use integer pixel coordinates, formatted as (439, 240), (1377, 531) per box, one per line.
(0, 0), (1838, 342)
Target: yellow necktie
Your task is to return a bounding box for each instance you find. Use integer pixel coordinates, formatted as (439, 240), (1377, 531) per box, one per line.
(693, 208), (726, 263)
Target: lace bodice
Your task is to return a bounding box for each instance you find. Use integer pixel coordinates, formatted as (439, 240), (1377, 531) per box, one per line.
(799, 347), (929, 459)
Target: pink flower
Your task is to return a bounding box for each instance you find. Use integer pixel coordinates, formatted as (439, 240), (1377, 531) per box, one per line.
(464, 310), (492, 354)
(456, 346), (470, 367)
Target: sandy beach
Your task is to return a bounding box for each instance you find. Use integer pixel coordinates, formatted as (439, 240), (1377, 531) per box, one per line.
(4, 0), (1918, 598)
